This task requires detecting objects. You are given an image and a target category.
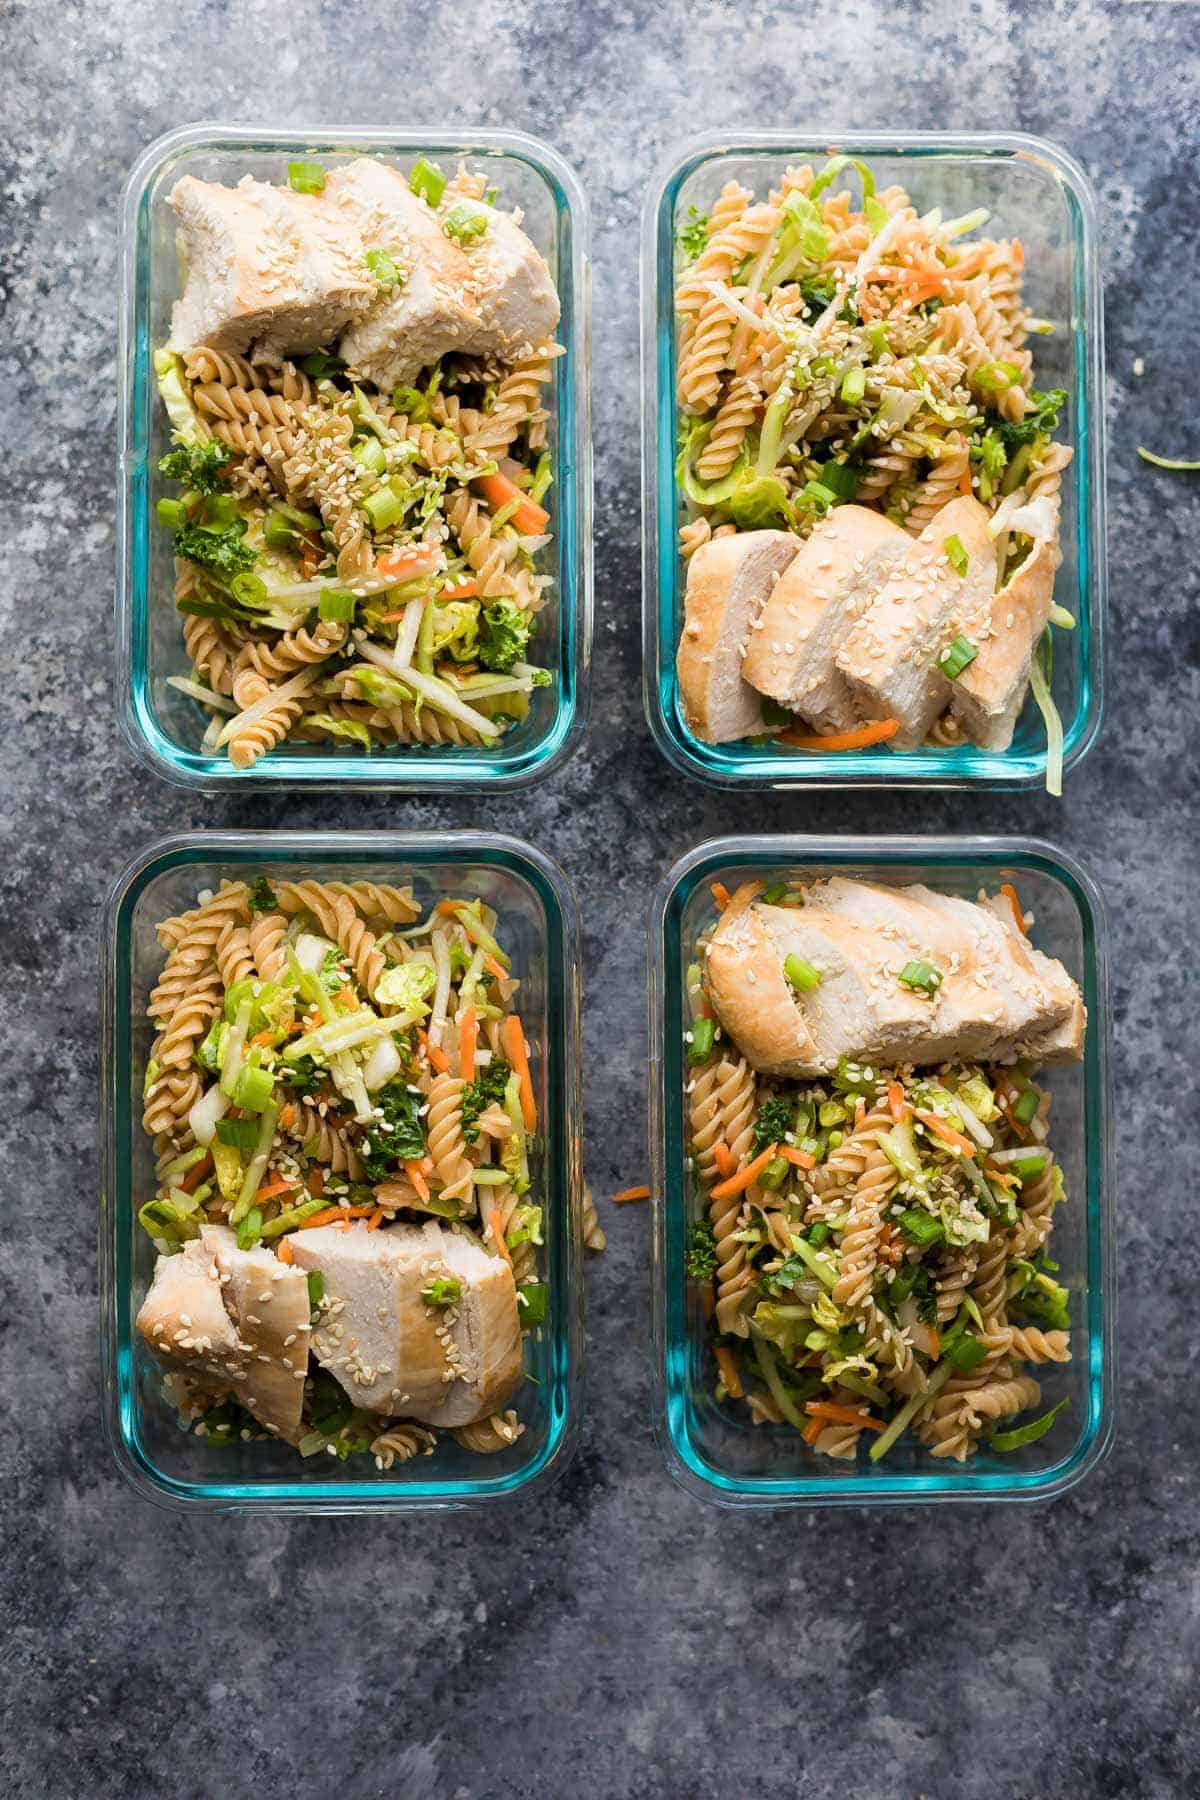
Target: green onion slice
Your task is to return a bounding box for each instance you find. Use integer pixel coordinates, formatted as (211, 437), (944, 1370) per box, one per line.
(287, 160), (326, 195)
(943, 533), (969, 577)
(784, 954), (821, 992)
(1137, 446), (1200, 472)
(409, 157), (447, 206)
(936, 634), (978, 680)
(987, 1397), (1069, 1452)
(897, 959), (943, 996)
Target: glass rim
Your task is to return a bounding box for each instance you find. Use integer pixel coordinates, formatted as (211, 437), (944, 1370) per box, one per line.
(647, 831), (1116, 1506)
(116, 122), (593, 792)
(100, 827), (584, 1512)
(639, 129), (1107, 791)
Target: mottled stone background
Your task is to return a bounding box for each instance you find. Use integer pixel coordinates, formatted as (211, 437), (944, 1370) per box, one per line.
(2, 1), (1198, 1795)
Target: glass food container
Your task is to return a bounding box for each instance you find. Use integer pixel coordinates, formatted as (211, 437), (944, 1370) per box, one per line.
(649, 834), (1114, 1506)
(101, 831), (583, 1512)
(641, 132), (1105, 790)
(118, 125), (592, 790)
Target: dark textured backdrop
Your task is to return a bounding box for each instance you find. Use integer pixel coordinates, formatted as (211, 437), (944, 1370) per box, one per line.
(3, 2), (1198, 1796)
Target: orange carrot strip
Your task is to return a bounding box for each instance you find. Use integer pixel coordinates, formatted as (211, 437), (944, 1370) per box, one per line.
(999, 882), (1028, 935)
(777, 718), (900, 752)
(483, 954), (508, 981)
(914, 1109), (977, 1158)
(712, 1142), (736, 1178)
(710, 881), (731, 912)
(612, 1184), (650, 1204)
(278, 1102), (297, 1132)
(928, 1327), (941, 1361)
(801, 1416), (825, 1444)
(489, 1207), (514, 1268)
(180, 1153), (213, 1194)
(254, 1175), (299, 1204)
(502, 1014), (537, 1131)
(301, 1203), (375, 1230)
(887, 1081), (907, 1123)
(367, 1206), (385, 1232)
(458, 1003), (478, 1081)
(780, 1145), (816, 1170)
(958, 462), (974, 497)
(276, 1237), (295, 1265)
(804, 1400), (886, 1433)
(440, 579), (481, 601)
(714, 1344), (744, 1399)
(307, 1166), (325, 1196)
(711, 1144), (778, 1201)
(418, 1026), (450, 1074)
(376, 544), (442, 583)
(473, 470), (549, 536)
(404, 1160), (430, 1202)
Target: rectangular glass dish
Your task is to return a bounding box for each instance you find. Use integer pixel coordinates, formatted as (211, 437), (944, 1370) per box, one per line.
(641, 132), (1106, 790)
(649, 834), (1114, 1506)
(118, 124), (592, 790)
(100, 831), (583, 1512)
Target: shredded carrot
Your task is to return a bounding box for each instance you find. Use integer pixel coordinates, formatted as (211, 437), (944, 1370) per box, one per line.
(483, 954), (508, 981)
(777, 718), (900, 752)
(780, 1145), (816, 1170)
(458, 1003), (478, 1081)
(711, 1143), (778, 1201)
(887, 1081), (907, 1123)
(434, 899), (459, 915)
(997, 1096), (1032, 1144)
(489, 1207), (514, 1268)
(276, 1237), (295, 1265)
(928, 1327), (941, 1361)
(278, 1102), (297, 1132)
(714, 1344), (744, 1399)
(307, 1166), (325, 1196)
(502, 1013), (537, 1131)
(710, 880), (731, 912)
(404, 1160), (430, 1202)
(250, 1029), (275, 1048)
(958, 461), (974, 497)
(418, 1027), (450, 1074)
(376, 544), (442, 583)
(180, 1153), (213, 1193)
(440, 579), (481, 601)
(914, 1108), (977, 1158)
(612, 1184), (650, 1204)
(801, 1416), (825, 1444)
(804, 1400), (886, 1433)
(712, 1142), (736, 1178)
(473, 470), (549, 536)
(999, 881), (1028, 935)
(254, 1174), (299, 1204)
(302, 1203), (375, 1230)
(367, 1206), (385, 1232)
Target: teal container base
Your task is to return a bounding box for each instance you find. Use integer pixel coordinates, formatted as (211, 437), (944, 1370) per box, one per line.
(649, 835), (1115, 1507)
(101, 831), (583, 1513)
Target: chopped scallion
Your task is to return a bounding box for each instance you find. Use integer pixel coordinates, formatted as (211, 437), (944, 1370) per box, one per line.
(287, 160), (326, 195)
(687, 1017), (715, 1065)
(443, 200), (489, 245)
(229, 571), (268, 606)
(364, 247), (403, 288)
(897, 959), (943, 996)
(156, 497), (187, 531)
(783, 953), (821, 992)
(943, 533), (969, 577)
(1013, 1086), (1041, 1126)
(362, 486), (405, 530)
(409, 157), (446, 206)
(896, 1207), (945, 1247)
(936, 634), (978, 680)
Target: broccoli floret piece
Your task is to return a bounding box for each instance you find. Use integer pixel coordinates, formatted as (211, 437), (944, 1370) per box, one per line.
(478, 599), (533, 673)
(361, 1079), (426, 1179)
(249, 875), (277, 913)
(684, 1217), (717, 1281)
(751, 1096), (793, 1156)
(677, 205), (710, 263)
(174, 521), (258, 579)
(992, 386), (1068, 455)
(158, 439), (232, 496)
(461, 1057), (512, 1144)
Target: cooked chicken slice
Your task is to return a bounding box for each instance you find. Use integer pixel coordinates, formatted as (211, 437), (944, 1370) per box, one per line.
(905, 885), (1077, 1057)
(289, 1219), (523, 1427)
(706, 894), (938, 1076)
(455, 201), (561, 361)
(167, 174), (375, 360)
(676, 530), (798, 743)
(801, 877), (1019, 1059)
(951, 534), (1060, 752)
(836, 496), (998, 749)
(976, 896), (1086, 1061)
(325, 158), (480, 389)
(741, 507), (909, 732)
(135, 1238), (241, 1395)
(198, 1225), (311, 1442)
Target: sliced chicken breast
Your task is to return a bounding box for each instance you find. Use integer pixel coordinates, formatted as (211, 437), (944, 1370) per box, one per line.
(199, 1225), (311, 1442)
(676, 530), (798, 743)
(326, 159), (480, 389)
(836, 496), (998, 749)
(456, 201), (561, 361)
(976, 896), (1086, 1061)
(741, 506), (910, 732)
(135, 1237), (241, 1392)
(289, 1219), (523, 1427)
(951, 533), (1060, 752)
(167, 174), (375, 360)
